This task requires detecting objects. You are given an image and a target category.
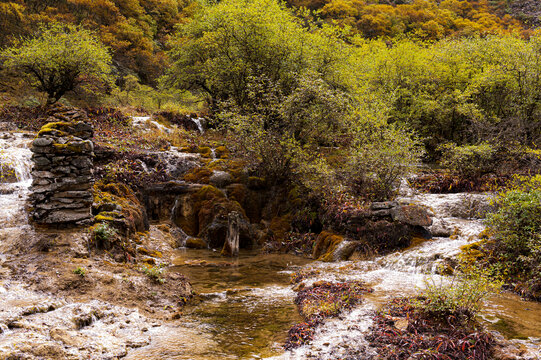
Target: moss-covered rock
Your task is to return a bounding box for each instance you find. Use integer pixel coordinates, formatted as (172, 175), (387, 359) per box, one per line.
(214, 146), (230, 159)
(186, 237), (207, 249)
(312, 231), (345, 261)
(172, 185), (249, 249)
(92, 181), (148, 239)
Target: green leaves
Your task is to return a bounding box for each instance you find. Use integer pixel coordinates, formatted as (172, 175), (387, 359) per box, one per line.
(2, 22), (113, 104)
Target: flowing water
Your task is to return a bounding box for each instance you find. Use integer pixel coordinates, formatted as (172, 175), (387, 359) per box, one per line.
(0, 130), (540, 359)
(0, 133), (32, 227)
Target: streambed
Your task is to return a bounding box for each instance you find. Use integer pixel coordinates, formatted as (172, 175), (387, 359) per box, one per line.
(0, 130), (540, 359)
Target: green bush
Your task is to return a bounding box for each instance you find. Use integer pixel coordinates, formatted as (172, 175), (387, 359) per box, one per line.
(486, 175), (541, 294)
(418, 273), (499, 322)
(438, 142), (496, 178)
(347, 123), (423, 201)
(92, 223), (117, 244)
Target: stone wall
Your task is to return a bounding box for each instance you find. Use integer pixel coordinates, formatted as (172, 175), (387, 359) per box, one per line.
(30, 108), (94, 225)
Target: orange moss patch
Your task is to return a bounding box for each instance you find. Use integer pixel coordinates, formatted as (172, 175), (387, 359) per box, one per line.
(312, 231), (345, 261)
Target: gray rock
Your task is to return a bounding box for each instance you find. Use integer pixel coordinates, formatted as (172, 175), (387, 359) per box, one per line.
(371, 201), (398, 210)
(41, 209), (91, 223)
(32, 138), (53, 147)
(391, 204), (433, 227)
(429, 218), (452, 237)
(209, 171), (233, 188)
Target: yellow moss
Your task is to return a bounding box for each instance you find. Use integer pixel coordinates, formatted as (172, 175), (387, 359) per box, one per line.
(138, 247), (163, 258)
(37, 121), (73, 136)
(198, 146), (212, 158)
(247, 176), (266, 189)
(312, 231), (345, 261)
(186, 237), (207, 249)
(403, 237), (430, 251)
(184, 167), (213, 184)
(95, 214), (115, 222)
(208, 159), (227, 171)
(52, 143), (84, 153)
(193, 185), (226, 202)
(214, 146), (230, 159)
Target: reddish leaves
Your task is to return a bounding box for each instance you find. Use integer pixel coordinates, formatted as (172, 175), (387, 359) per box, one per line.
(366, 297), (495, 360)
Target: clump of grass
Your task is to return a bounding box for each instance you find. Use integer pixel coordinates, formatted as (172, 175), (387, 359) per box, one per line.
(416, 272), (501, 323)
(285, 280), (373, 349)
(141, 264), (166, 284)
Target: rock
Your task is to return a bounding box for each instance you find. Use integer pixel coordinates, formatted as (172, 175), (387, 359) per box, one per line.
(30, 114), (94, 226)
(391, 204), (432, 227)
(185, 237), (207, 249)
(429, 218), (452, 237)
(209, 171), (233, 188)
(370, 201), (398, 210)
(32, 137), (53, 147)
(40, 209), (92, 224)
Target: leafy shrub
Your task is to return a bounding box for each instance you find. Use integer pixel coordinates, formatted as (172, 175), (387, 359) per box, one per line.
(73, 267), (86, 277)
(1, 22), (113, 104)
(485, 175), (541, 297)
(439, 142), (496, 178)
(347, 123), (423, 201)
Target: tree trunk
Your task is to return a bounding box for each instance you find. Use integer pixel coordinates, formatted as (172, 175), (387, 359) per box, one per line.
(221, 211), (240, 257)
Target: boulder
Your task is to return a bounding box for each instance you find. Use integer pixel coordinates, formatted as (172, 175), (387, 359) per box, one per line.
(391, 204), (432, 227)
(209, 171), (233, 188)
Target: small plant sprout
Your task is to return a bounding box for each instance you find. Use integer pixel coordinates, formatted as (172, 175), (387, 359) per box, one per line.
(141, 264), (166, 284)
(73, 267), (86, 277)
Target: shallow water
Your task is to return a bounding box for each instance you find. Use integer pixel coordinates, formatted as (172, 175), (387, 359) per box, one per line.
(128, 250), (311, 359)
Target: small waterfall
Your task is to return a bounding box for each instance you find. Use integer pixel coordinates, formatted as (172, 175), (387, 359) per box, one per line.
(0, 133), (33, 228)
(191, 118), (204, 134)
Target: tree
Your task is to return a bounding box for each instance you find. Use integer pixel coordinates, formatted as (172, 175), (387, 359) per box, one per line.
(163, 0), (352, 110)
(1, 23), (113, 105)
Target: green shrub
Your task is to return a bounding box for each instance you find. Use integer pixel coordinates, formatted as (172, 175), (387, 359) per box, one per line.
(348, 123), (423, 201)
(485, 175), (541, 294)
(438, 142), (496, 178)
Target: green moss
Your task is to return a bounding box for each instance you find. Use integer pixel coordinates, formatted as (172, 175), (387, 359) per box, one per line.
(184, 167), (213, 184)
(198, 146), (213, 158)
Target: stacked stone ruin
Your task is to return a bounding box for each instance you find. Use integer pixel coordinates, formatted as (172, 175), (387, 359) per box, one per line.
(30, 107), (94, 225)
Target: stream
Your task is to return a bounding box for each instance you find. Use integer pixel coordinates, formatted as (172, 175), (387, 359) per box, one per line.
(0, 130), (540, 359)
